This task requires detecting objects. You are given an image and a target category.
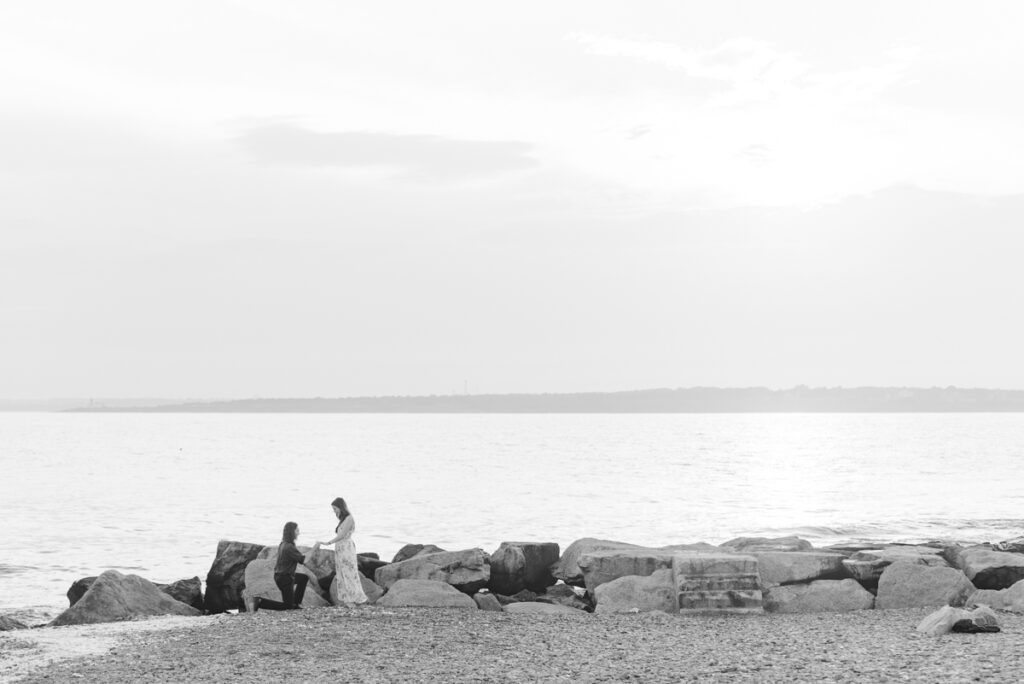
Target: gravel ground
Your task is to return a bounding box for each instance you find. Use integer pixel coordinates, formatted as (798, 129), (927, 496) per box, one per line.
(8, 606), (1024, 683)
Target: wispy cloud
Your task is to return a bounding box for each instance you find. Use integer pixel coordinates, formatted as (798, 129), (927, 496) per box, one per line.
(236, 124), (539, 180)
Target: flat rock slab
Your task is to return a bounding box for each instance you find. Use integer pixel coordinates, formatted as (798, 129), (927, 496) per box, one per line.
(674, 553), (762, 613)
(720, 536), (813, 553)
(955, 546), (1024, 590)
(374, 548), (490, 594)
(577, 549), (677, 595)
(375, 579), (476, 609)
(594, 568), (676, 614)
(50, 570), (200, 626)
(764, 579), (875, 613)
(842, 545), (948, 581)
(756, 551), (848, 587)
(552, 539), (644, 586)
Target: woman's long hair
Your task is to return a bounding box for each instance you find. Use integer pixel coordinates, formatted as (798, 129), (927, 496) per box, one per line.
(282, 521), (298, 544)
(331, 497), (351, 526)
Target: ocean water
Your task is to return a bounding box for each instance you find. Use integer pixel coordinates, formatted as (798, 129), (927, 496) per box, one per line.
(2, 412), (1023, 624)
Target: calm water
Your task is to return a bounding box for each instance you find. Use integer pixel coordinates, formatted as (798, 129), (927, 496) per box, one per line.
(2, 412), (1023, 623)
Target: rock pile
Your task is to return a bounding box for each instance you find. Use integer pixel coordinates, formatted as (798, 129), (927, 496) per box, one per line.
(45, 534), (1024, 629)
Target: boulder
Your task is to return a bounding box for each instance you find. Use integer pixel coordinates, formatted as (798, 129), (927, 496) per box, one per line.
(376, 579), (476, 609)
(755, 551), (848, 587)
(537, 583), (593, 612)
(204, 540), (267, 613)
(763, 579), (875, 613)
(70, 575), (203, 611)
(970, 579), (1024, 612)
(918, 605), (1001, 636)
(156, 577), (204, 611)
(375, 548), (490, 594)
(994, 536), (1024, 554)
(494, 589), (539, 605)
(242, 559), (329, 609)
(674, 553), (762, 613)
(0, 615), (28, 631)
(953, 545), (1024, 590)
(489, 542), (560, 595)
(594, 568), (676, 614)
(841, 545), (948, 582)
(50, 570), (201, 626)
(577, 548), (677, 595)
(552, 539), (643, 586)
(67, 576), (97, 606)
(875, 561), (975, 609)
(392, 544), (446, 563)
(473, 592), (504, 612)
(504, 602), (586, 616)
(720, 536), (812, 553)
(358, 553), (389, 579)
(330, 574), (384, 605)
(952, 605), (1001, 633)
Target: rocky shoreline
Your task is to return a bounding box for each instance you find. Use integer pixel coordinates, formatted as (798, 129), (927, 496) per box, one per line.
(4, 533), (1024, 680)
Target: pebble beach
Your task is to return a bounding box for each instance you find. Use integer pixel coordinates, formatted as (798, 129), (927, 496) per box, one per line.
(5, 606), (1024, 683)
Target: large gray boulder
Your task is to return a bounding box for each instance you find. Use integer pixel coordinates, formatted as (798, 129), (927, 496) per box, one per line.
(756, 551), (847, 587)
(552, 539), (643, 586)
(156, 577), (203, 611)
(953, 545), (1024, 590)
(50, 570), (201, 626)
(69, 575), (203, 611)
(376, 579), (476, 609)
(875, 561), (975, 609)
(204, 540), (267, 613)
(392, 544), (447, 563)
(720, 536), (812, 553)
(594, 568), (676, 614)
(577, 548), (677, 595)
(242, 559), (328, 609)
(489, 542), (560, 595)
(0, 615), (28, 631)
(763, 579), (875, 613)
(842, 545), (948, 582)
(970, 579), (1024, 612)
(674, 553), (762, 613)
(374, 548), (490, 594)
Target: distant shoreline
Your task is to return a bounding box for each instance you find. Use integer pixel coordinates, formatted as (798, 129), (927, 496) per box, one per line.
(48, 386), (1024, 413)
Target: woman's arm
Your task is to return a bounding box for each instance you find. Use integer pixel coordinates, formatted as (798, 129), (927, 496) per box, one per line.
(318, 517), (354, 545)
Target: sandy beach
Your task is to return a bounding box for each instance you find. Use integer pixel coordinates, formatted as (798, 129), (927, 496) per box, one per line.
(5, 606), (1024, 683)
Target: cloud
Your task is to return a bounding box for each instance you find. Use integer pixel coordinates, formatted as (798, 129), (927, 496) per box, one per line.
(236, 124), (539, 180)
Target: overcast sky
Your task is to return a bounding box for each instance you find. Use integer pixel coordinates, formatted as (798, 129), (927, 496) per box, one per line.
(3, 1), (1024, 398)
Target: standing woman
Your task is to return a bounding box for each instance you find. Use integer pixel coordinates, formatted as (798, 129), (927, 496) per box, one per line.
(318, 496), (368, 606)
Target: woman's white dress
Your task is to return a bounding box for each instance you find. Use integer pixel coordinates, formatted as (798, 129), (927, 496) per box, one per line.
(333, 517), (368, 604)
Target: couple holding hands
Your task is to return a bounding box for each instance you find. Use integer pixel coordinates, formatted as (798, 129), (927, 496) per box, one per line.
(254, 496), (368, 611)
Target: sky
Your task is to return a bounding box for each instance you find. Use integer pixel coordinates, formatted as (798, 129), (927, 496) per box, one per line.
(2, 1), (1024, 398)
